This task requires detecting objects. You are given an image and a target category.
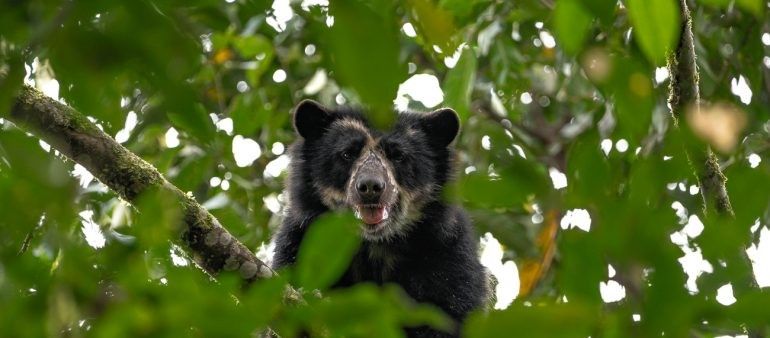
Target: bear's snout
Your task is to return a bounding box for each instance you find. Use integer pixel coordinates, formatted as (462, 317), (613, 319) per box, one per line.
(355, 174), (385, 204)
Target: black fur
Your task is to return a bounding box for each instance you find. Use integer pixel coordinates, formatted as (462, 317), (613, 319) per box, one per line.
(272, 101), (488, 337)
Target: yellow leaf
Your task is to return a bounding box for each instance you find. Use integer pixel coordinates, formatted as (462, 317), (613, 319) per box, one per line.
(518, 210), (559, 297)
(213, 48), (233, 64)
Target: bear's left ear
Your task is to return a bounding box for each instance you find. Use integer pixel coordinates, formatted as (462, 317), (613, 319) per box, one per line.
(421, 108), (460, 148)
(293, 99), (334, 140)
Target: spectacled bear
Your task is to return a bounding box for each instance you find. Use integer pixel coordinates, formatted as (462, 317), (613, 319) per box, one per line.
(272, 100), (489, 337)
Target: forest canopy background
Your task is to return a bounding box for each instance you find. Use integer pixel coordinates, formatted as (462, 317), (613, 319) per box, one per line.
(1, 0), (770, 337)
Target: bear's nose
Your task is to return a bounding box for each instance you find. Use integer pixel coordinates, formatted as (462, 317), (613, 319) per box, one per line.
(356, 176), (385, 203)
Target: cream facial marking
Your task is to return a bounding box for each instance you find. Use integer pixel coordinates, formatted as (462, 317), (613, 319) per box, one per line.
(311, 120), (434, 242)
(343, 141), (405, 241)
(316, 184), (347, 209)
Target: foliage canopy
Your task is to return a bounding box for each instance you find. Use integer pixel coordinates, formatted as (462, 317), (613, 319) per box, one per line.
(1, 0), (770, 337)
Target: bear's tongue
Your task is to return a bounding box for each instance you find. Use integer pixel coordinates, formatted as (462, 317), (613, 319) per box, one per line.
(358, 206), (388, 225)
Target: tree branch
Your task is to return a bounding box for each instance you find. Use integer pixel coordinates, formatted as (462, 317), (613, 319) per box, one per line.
(472, 99), (567, 172)
(668, 0), (734, 217)
(669, 2), (762, 337)
(6, 85), (276, 284)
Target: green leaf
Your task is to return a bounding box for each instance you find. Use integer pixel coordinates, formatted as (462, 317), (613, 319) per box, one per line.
(406, 0), (459, 55)
(233, 35), (272, 59)
(736, 0), (763, 16)
(240, 275), (290, 330)
(696, 0), (731, 7)
(0, 53), (24, 117)
(565, 129), (611, 204)
(320, 285), (450, 336)
(626, 0), (680, 65)
(743, 132), (770, 154)
(131, 189), (182, 249)
(604, 55), (655, 143)
(439, 0), (487, 25)
(552, 0), (592, 55)
(459, 156), (549, 210)
(167, 103), (216, 143)
(577, 0), (616, 24)
(325, 0), (406, 127)
(464, 303), (598, 337)
(723, 159), (770, 231)
(233, 35), (274, 87)
(230, 93), (265, 136)
(0, 130), (77, 245)
(699, 0), (763, 16)
(210, 32), (231, 51)
(295, 212), (361, 291)
(557, 231), (604, 305)
(169, 154), (214, 192)
(459, 174), (518, 209)
(48, 1), (202, 134)
(728, 290), (770, 327)
(442, 47), (476, 121)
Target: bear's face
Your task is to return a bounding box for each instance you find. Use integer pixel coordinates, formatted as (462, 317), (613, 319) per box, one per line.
(292, 100), (459, 241)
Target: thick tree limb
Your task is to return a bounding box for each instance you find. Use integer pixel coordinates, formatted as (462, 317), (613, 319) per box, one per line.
(669, 2), (762, 337)
(668, 0), (734, 217)
(6, 85), (276, 283)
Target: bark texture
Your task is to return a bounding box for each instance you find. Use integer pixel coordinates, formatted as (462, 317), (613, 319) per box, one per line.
(668, 0), (734, 217)
(8, 85), (275, 283)
(669, 2), (761, 337)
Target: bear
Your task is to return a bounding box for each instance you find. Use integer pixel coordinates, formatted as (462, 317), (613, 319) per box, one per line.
(271, 100), (489, 337)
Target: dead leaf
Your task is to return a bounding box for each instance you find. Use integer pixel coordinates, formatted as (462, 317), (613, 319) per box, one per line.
(518, 209), (559, 297)
(687, 102), (747, 153)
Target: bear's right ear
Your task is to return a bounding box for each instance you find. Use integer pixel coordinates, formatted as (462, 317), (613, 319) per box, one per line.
(293, 99), (333, 140)
(420, 108), (460, 148)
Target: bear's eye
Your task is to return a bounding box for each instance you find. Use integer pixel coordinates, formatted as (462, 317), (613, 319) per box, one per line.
(389, 149), (404, 162)
(341, 150), (354, 161)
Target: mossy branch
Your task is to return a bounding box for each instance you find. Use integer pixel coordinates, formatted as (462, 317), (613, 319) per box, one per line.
(668, 2), (762, 336)
(667, 0), (734, 217)
(7, 84), (276, 284)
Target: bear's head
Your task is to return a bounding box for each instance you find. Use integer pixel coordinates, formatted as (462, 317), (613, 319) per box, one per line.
(291, 99), (459, 241)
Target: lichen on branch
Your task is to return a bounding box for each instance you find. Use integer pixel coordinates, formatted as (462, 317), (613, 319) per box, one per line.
(667, 4), (761, 336)
(7, 84), (275, 283)
(667, 0), (734, 217)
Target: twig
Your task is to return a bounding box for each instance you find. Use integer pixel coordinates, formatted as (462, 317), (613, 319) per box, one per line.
(472, 99), (567, 171)
(18, 221), (42, 256)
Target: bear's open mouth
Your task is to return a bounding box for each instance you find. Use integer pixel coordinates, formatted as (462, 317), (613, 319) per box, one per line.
(354, 204), (390, 226)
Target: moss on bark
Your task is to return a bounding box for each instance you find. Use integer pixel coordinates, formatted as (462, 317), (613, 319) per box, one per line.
(668, 3), (760, 336)
(667, 0), (734, 218)
(8, 85), (275, 283)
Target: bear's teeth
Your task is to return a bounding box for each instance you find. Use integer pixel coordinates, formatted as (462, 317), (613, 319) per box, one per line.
(382, 208), (389, 220)
(354, 208), (362, 220)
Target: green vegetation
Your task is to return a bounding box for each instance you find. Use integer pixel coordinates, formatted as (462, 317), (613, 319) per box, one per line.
(1, 0), (769, 337)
